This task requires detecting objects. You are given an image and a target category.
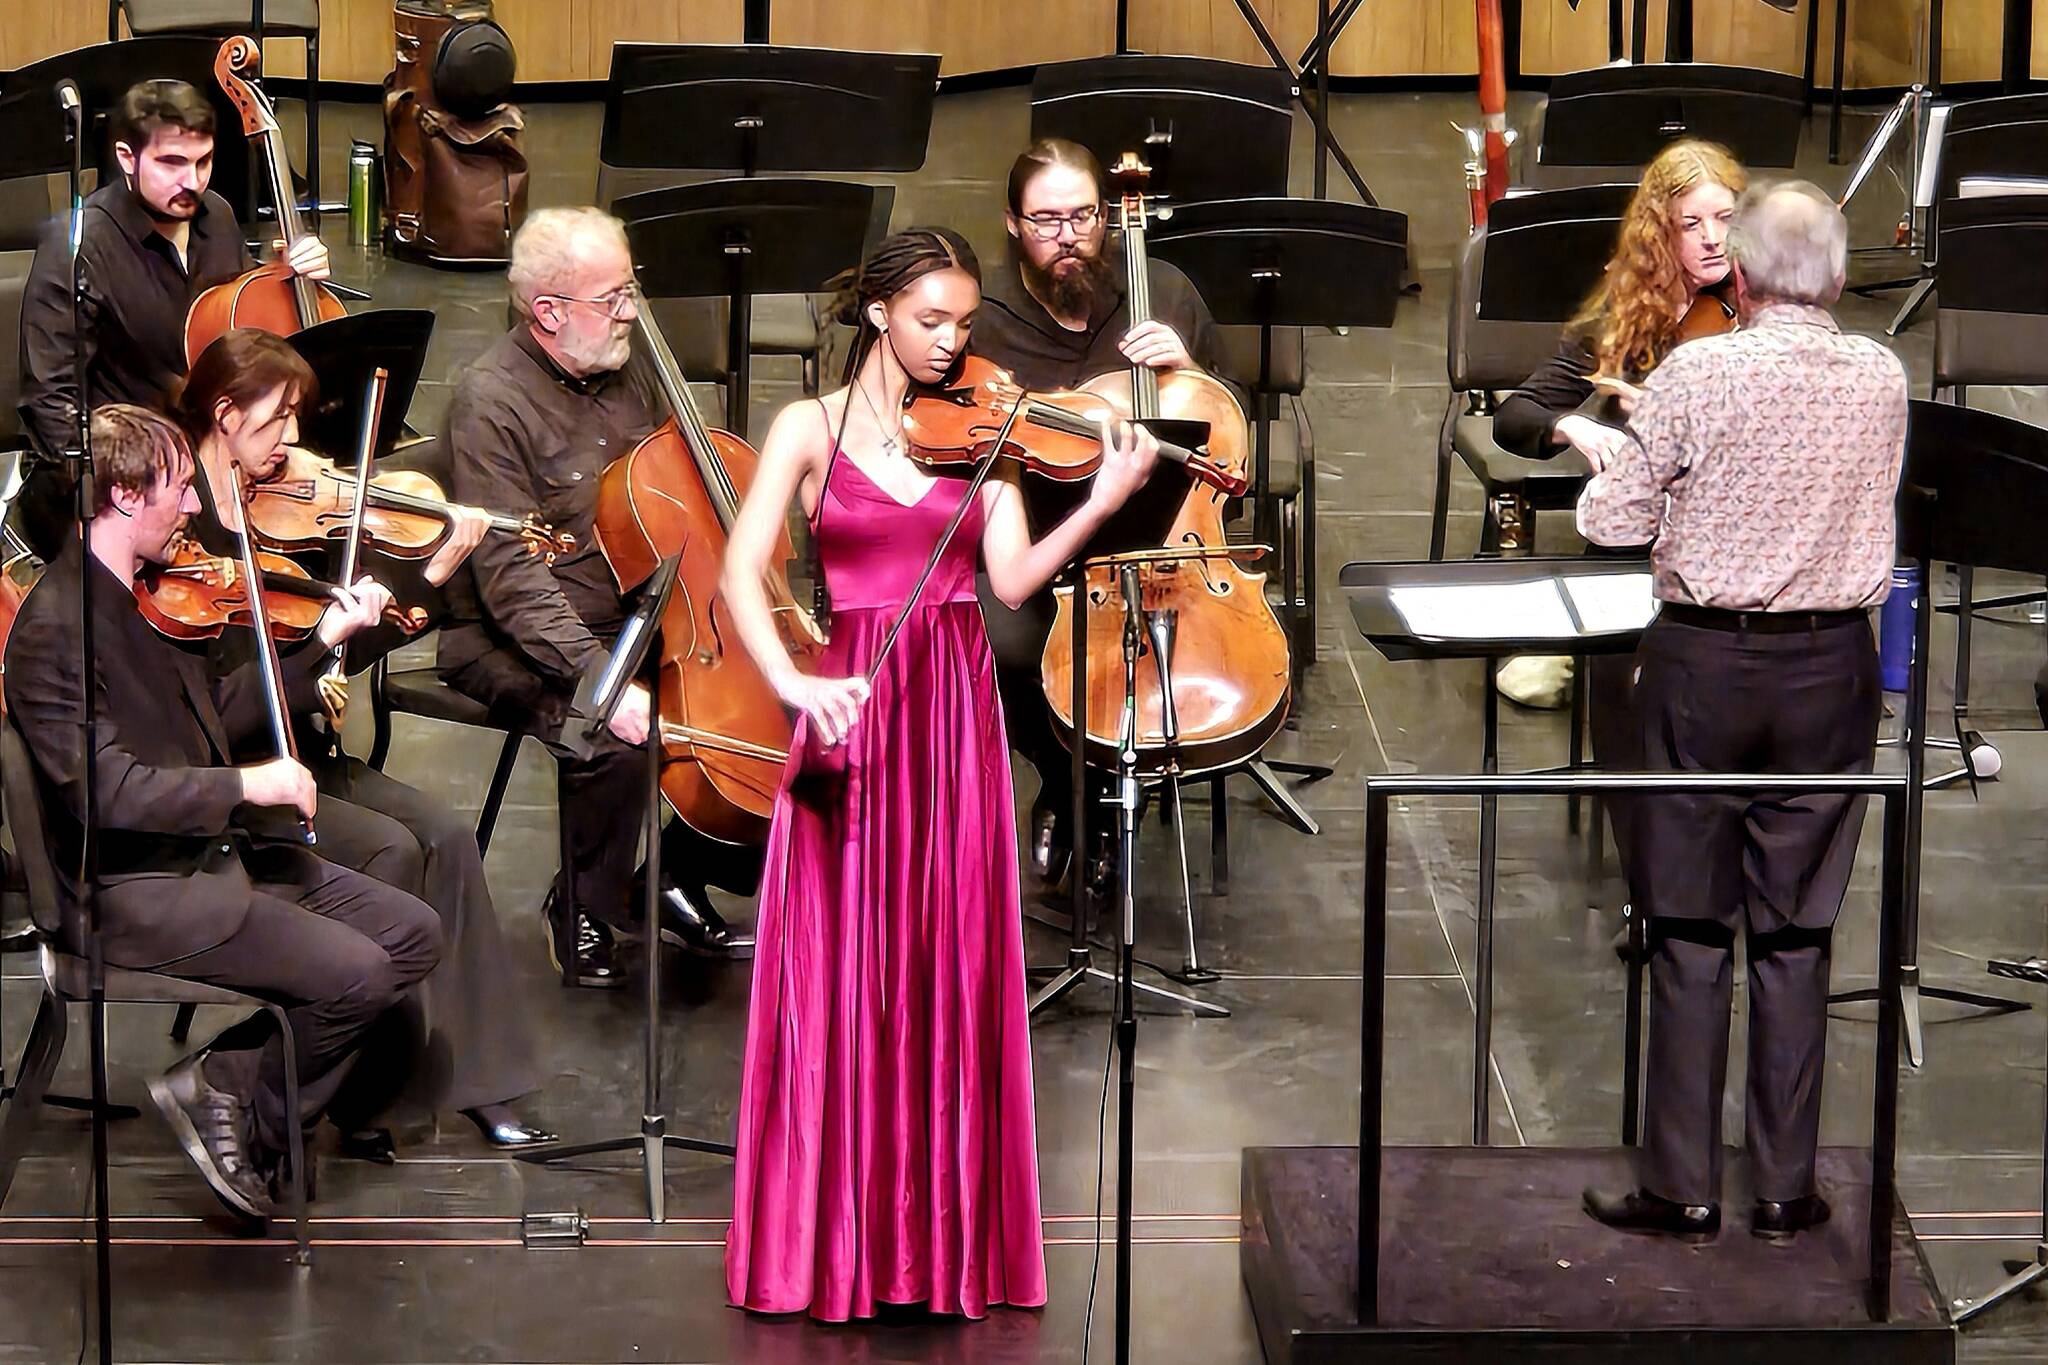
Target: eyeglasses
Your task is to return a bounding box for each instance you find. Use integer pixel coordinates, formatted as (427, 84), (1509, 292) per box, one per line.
(1018, 204), (1103, 239)
(540, 285), (637, 320)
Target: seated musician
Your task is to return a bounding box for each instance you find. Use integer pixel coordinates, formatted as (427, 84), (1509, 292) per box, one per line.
(4, 404), (440, 1221)
(167, 328), (554, 1153)
(17, 78), (330, 560)
(967, 136), (1223, 884)
(438, 206), (746, 987)
(1488, 139), (1744, 713)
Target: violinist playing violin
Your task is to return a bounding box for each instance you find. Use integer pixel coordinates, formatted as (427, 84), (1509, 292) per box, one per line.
(169, 328), (555, 1156)
(438, 207), (746, 987)
(4, 404), (439, 1223)
(17, 79), (332, 560)
(967, 137), (1223, 888)
(721, 228), (1159, 1322)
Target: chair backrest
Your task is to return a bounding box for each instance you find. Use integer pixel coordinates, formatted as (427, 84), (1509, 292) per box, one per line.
(1933, 195), (2048, 389)
(0, 721), (67, 940)
(1449, 184), (1633, 393)
(0, 248), (35, 449)
(1936, 95), (2048, 210)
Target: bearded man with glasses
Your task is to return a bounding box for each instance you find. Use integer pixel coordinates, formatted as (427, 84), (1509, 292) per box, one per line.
(967, 136), (1223, 889)
(439, 207), (747, 987)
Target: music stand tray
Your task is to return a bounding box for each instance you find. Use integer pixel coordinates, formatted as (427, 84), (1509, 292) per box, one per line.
(0, 37), (257, 226)
(614, 178), (884, 440)
(287, 309), (435, 460)
(600, 43), (938, 176)
(1531, 63), (1804, 185)
(1030, 54), (1294, 205)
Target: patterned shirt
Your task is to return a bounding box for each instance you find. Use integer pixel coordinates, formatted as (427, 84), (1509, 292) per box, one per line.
(1577, 303), (1908, 611)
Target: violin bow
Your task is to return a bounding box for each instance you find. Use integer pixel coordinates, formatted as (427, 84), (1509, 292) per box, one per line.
(318, 368), (388, 724)
(226, 462), (317, 846)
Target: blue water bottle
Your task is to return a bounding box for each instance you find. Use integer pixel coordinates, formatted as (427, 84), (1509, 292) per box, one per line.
(1878, 563), (1918, 693)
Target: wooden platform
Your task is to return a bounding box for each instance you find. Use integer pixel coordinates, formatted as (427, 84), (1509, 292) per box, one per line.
(1241, 1145), (1955, 1365)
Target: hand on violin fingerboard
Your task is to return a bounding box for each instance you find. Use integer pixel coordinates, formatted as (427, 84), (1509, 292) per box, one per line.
(315, 578), (396, 648)
(423, 503), (494, 586)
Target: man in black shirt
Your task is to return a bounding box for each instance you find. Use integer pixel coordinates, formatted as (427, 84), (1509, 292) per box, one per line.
(968, 137), (1222, 879)
(439, 206), (744, 986)
(16, 78), (329, 557)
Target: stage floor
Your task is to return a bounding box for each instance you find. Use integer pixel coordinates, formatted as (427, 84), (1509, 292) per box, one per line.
(8, 85), (2048, 1364)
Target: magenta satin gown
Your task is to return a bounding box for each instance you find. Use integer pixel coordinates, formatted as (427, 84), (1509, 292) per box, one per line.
(725, 454), (1048, 1322)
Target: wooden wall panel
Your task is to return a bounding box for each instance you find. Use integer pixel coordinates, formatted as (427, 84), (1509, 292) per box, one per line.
(773, 0), (1108, 73)
(1520, 0), (1623, 76)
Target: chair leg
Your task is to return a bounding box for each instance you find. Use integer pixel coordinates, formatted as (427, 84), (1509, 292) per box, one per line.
(367, 659), (394, 771)
(1298, 417), (1318, 657)
(1430, 397), (1458, 561)
(1567, 657), (1587, 834)
(266, 1004), (311, 1266)
(1209, 777), (1229, 897)
(0, 989), (69, 1209)
(473, 730), (523, 856)
(170, 1002), (197, 1044)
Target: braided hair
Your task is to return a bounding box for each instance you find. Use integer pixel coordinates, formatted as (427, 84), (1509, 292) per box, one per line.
(827, 227), (981, 383)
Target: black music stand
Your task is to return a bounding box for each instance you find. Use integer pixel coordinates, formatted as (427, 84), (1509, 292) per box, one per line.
(600, 43), (937, 177)
(286, 309), (434, 459)
(0, 37), (257, 225)
(1830, 402), (2038, 1074)
(1528, 64), (1804, 188)
(613, 179), (884, 442)
(515, 555), (734, 1219)
(1029, 56), (1293, 205)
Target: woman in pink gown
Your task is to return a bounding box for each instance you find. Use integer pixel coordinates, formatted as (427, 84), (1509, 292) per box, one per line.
(717, 228), (1160, 1321)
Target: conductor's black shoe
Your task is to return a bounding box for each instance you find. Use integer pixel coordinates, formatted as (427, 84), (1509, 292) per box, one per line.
(1752, 1193), (1830, 1242)
(542, 891), (624, 989)
(147, 1055), (276, 1223)
(1582, 1186), (1719, 1242)
(337, 1127), (397, 1165)
(462, 1104), (559, 1150)
(659, 886), (749, 958)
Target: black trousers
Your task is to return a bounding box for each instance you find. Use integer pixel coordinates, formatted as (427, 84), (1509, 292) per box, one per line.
(169, 849), (442, 1155)
(1627, 612), (1881, 1206)
(442, 648), (759, 928)
(308, 762), (541, 1114)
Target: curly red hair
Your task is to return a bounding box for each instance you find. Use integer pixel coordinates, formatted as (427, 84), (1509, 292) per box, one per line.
(1573, 139), (1747, 378)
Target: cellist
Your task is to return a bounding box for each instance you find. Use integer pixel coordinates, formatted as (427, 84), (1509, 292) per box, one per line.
(18, 78), (331, 560)
(437, 207), (745, 986)
(967, 136), (1223, 888)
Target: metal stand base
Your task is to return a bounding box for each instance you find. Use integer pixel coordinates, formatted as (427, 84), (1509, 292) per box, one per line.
(1955, 1244), (2048, 1324)
(516, 1118), (734, 1225)
(1244, 758), (1326, 836)
(1830, 965), (2027, 1069)
(1029, 946), (1230, 1019)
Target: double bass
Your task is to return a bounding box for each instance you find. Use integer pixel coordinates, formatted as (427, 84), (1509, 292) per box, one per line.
(184, 34), (347, 365)
(592, 298), (825, 847)
(1038, 154), (1294, 777)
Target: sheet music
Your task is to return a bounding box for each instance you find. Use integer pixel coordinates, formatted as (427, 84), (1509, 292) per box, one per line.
(1388, 580), (1577, 641)
(1561, 572), (1658, 635)
(1958, 175), (2048, 200)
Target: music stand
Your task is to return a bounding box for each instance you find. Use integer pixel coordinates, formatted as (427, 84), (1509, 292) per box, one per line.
(599, 43), (938, 178)
(1526, 64), (1804, 190)
(613, 180), (883, 441)
(286, 309), (434, 459)
(1029, 56), (1294, 206)
(515, 554), (734, 1219)
(1828, 401), (2038, 1071)
(0, 37), (257, 226)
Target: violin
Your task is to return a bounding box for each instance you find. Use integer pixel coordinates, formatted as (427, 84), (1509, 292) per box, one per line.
(591, 296), (825, 846)
(903, 354), (1248, 498)
(1038, 154), (1293, 778)
(184, 35), (347, 367)
(243, 447), (574, 563)
(135, 535), (429, 643)
(1676, 287), (1738, 345)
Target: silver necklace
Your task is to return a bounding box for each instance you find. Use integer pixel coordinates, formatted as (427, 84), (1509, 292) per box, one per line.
(855, 377), (906, 458)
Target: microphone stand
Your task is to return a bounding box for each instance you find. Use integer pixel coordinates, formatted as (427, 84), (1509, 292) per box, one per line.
(59, 76), (116, 1365)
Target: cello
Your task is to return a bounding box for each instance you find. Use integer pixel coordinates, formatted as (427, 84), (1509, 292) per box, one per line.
(592, 296), (825, 848)
(1039, 154), (1294, 778)
(184, 34), (346, 366)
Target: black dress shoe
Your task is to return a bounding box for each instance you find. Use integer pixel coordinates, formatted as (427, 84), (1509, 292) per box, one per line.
(1753, 1193), (1830, 1242)
(337, 1127), (397, 1164)
(659, 886), (749, 958)
(542, 891), (624, 989)
(1583, 1186), (1719, 1242)
(461, 1105), (559, 1149)
(147, 1056), (276, 1223)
